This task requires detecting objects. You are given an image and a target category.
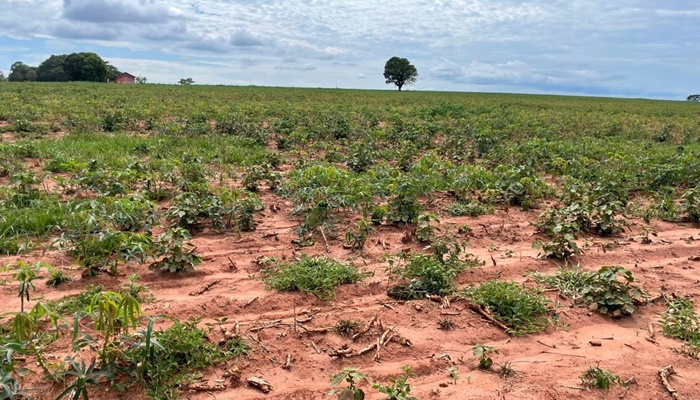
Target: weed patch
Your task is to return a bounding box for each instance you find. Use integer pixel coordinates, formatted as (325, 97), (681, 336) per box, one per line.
(461, 281), (550, 334)
(263, 255), (365, 300)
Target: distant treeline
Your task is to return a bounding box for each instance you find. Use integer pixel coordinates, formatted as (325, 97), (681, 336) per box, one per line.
(5, 52), (119, 83)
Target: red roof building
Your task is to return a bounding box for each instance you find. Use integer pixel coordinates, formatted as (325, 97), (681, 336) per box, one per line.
(114, 72), (135, 84)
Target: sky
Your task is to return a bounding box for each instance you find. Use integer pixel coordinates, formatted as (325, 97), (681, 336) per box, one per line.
(0, 0), (698, 99)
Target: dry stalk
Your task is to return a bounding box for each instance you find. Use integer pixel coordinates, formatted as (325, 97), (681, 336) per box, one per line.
(659, 366), (685, 400)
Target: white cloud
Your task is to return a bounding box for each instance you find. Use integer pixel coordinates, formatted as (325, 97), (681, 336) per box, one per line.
(0, 0), (698, 98)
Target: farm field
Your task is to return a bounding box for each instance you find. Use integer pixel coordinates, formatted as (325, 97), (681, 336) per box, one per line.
(0, 82), (699, 399)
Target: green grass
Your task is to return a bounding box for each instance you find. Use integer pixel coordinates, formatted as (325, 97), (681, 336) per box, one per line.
(263, 254), (364, 300)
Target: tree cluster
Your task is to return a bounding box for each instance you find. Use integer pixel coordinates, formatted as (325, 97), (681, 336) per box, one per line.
(7, 53), (119, 83)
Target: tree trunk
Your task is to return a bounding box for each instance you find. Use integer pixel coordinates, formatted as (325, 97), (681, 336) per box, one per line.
(398, 84), (403, 91)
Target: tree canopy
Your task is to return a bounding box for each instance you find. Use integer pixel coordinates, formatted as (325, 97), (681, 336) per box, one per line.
(37, 55), (69, 82)
(383, 57), (418, 91)
(7, 53), (119, 82)
(179, 78), (195, 85)
(688, 94), (700, 102)
(8, 62), (37, 82)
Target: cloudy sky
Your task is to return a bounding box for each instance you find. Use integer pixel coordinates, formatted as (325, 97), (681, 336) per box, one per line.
(1, 0), (698, 99)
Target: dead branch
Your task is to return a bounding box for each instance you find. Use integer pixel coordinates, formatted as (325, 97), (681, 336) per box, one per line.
(227, 256), (238, 272)
(247, 376), (273, 394)
(466, 303), (510, 332)
(619, 376), (637, 399)
(310, 340), (321, 354)
(245, 332), (269, 353)
(319, 227), (330, 253)
(248, 315), (314, 333)
(189, 279), (221, 296)
(373, 327), (394, 361)
(352, 315), (378, 341)
(245, 296), (259, 307)
(541, 351), (586, 358)
(188, 382), (227, 392)
(659, 366), (685, 400)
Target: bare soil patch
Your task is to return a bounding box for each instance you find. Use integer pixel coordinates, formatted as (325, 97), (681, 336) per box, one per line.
(3, 196), (699, 399)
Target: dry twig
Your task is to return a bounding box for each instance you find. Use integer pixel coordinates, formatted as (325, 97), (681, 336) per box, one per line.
(189, 279), (222, 296)
(659, 366), (685, 400)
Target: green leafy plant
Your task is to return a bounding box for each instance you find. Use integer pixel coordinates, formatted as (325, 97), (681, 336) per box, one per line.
(472, 344), (498, 369)
(53, 357), (110, 400)
(118, 317), (222, 398)
(329, 367), (372, 400)
(532, 234), (582, 259)
(344, 219), (375, 250)
(448, 200), (494, 217)
(462, 281), (550, 334)
(534, 266), (643, 317)
(386, 242), (480, 300)
(221, 334), (250, 358)
(579, 266), (643, 317)
(149, 227), (201, 274)
(415, 213), (439, 243)
(446, 366), (459, 384)
(46, 266), (72, 287)
(373, 366), (417, 400)
(580, 365), (624, 390)
(0, 369), (31, 400)
(11, 261), (43, 313)
(660, 296), (700, 355)
(84, 291), (142, 362)
(263, 255), (365, 300)
(679, 186), (700, 223)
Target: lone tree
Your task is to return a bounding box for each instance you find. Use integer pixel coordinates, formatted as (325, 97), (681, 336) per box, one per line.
(178, 78), (194, 85)
(383, 57), (417, 91)
(688, 94), (700, 102)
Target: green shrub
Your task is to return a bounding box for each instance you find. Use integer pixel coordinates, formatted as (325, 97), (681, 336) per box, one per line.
(149, 228), (201, 274)
(534, 266), (644, 317)
(387, 242), (480, 300)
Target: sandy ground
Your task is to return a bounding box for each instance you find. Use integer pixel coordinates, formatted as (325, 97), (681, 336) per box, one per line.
(1, 194), (699, 400)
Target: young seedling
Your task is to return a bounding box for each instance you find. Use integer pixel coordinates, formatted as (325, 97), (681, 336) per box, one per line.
(52, 357), (111, 400)
(11, 261), (43, 313)
(498, 361), (517, 378)
(329, 367), (372, 400)
(580, 365), (624, 390)
(446, 366), (459, 384)
(373, 366), (417, 400)
(472, 344), (498, 370)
